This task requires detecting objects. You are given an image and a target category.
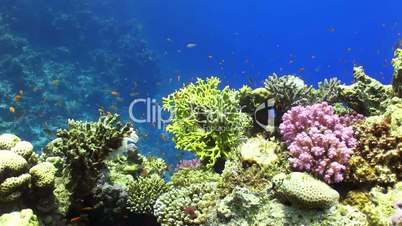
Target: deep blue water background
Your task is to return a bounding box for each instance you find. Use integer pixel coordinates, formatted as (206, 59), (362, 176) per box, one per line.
(0, 0), (401, 167)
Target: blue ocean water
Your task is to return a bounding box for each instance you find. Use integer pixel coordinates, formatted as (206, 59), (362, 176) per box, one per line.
(0, 0), (401, 166)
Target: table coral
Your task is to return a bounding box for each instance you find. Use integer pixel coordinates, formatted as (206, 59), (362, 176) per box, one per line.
(163, 77), (252, 168)
(280, 102), (356, 183)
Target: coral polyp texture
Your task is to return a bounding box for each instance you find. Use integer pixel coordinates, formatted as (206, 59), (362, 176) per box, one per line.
(272, 172), (339, 209)
(279, 102), (356, 183)
(163, 77), (252, 168)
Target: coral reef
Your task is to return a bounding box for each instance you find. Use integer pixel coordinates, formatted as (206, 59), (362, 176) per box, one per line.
(340, 66), (393, 115)
(0, 209), (40, 226)
(154, 182), (218, 226)
(0, 150), (31, 203)
(163, 77), (252, 168)
(272, 172), (339, 209)
(127, 175), (170, 215)
(393, 48), (402, 97)
(346, 102), (402, 185)
(171, 168), (221, 187)
(280, 102), (356, 183)
(264, 74), (314, 116)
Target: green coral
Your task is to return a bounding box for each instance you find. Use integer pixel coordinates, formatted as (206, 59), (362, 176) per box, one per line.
(210, 186), (260, 225)
(163, 77), (252, 168)
(392, 48), (402, 97)
(346, 103), (402, 185)
(340, 66), (393, 115)
(255, 199), (368, 226)
(0, 209), (40, 226)
(43, 110), (133, 209)
(272, 172), (339, 209)
(127, 174), (170, 215)
(0, 133), (21, 150)
(219, 160), (272, 196)
(0, 150), (31, 203)
(316, 77), (342, 103)
(171, 168), (221, 187)
(29, 162), (56, 190)
(264, 74), (314, 115)
(361, 182), (402, 226)
(142, 156), (168, 176)
(154, 182), (218, 226)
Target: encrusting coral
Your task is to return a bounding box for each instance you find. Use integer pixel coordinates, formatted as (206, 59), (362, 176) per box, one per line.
(163, 77), (252, 168)
(346, 102), (402, 185)
(279, 102), (356, 183)
(272, 172), (339, 209)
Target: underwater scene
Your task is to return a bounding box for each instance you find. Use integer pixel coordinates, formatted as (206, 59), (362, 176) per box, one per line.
(0, 0), (402, 225)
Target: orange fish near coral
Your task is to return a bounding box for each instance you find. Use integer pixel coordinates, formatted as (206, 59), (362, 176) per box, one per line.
(13, 95), (23, 102)
(70, 217), (81, 223)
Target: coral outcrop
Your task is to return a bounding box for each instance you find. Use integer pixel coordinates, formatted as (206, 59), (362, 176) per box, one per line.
(340, 66), (393, 115)
(392, 48), (402, 97)
(280, 102), (356, 183)
(163, 77), (252, 168)
(346, 102), (402, 185)
(0, 209), (39, 226)
(272, 172), (339, 209)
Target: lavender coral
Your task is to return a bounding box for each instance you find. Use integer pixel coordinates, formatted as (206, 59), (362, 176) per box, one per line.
(279, 102), (356, 184)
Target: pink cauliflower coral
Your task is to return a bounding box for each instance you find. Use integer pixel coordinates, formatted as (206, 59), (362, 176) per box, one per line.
(279, 102), (356, 184)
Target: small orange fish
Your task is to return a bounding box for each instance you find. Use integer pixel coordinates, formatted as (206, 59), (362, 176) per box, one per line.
(298, 67), (305, 73)
(14, 95), (23, 102)
(111, 91), (119, 97)
(9, 106), (15, 113)
(70, 217), (81, 223)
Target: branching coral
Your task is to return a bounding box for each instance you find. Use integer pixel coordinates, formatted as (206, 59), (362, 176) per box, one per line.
(43, 110), (133, 210)
(280, 102), (356, 183)
(154, 182), (218, 226)
(0, 209), (40, 226)
(264, 74), (314, 116)
(163, 77), (252, 168)
(316, 77), (342, 103)
(127, 174), (170, 215)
